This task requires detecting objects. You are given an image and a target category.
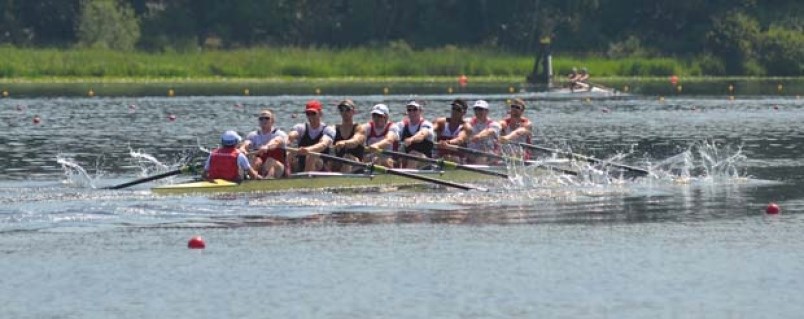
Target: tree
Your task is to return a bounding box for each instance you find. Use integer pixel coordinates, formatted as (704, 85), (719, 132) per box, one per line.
(76, 0), (140, 50)
(706, 10), (761, 75)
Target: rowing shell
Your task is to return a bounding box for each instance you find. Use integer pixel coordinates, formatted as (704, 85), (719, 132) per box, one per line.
(151, 167), (508, 195)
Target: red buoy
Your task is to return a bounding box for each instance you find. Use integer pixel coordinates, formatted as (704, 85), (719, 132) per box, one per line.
(188, 236), (206, 249)
(765, 203), (781, 215)
(32, 115), (41, 124)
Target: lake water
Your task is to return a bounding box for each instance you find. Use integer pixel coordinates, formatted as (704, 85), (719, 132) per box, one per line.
(1, 92), (803, 318)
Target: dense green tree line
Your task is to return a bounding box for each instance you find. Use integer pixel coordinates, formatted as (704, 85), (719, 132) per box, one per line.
(0, 0), (801, 75)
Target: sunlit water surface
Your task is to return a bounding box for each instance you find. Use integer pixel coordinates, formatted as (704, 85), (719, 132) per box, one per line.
(1, 95), (803, 318)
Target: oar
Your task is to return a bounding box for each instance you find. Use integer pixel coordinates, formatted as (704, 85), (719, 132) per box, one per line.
(379, 149), (508, 179)
(287, 147), (485, 191)
(445, 145), (578, 176)
(513, 142), (650, 176)
(104, 164), (200, 190)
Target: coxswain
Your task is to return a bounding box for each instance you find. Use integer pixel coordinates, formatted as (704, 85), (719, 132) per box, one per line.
(434, 98), (472, 163)
(239, 109), (288, 179)
(288, 100), (335, 172)
(328, 99), (367, 173)
(204, 130), (263, 182)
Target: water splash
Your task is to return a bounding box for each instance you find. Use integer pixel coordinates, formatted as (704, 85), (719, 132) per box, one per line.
(648, 140), (747, 184)
(56, 155), (98, 188)
(129, 148), (170, 177)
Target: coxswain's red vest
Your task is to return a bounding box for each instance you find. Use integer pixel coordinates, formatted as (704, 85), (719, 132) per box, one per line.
(207, 147), (240, 181)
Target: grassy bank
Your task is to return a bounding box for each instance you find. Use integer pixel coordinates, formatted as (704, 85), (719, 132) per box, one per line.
(0, 46), (697, 80)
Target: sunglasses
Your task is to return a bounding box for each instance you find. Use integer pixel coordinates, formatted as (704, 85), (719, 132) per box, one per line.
(510, 105), (524, 110)
(473, 107), (487, 112)
(406, 108), (419, 112)
(259, 117), (271, 121)
(337, 105), (352, 112)
(305, 111), (318, 116)
(451, 106), (464, 112)
(371, 113), (385, 118)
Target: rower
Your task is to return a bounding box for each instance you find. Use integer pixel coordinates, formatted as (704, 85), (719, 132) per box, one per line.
(364, 103), (400, 168)
(204, 130), (263, 182)
(397, 100), (435, 169)
(499, 98), (534, 159)
(328, 99), (367, 173)
(434, 98), (472, 163)
(466, 100), (501, 165)
(239, 109), (288, 179)
(288, 100), (335, 172)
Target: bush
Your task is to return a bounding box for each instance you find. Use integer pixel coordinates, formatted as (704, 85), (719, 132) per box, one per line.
(692, 53), (726, 76)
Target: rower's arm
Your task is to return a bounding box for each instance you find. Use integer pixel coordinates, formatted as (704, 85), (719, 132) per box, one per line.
(371, 130), (398, 150)
(451, 120), (472, 145)
(264, 135), (286, 151)
(344, 124), (367, 148)
(500, 120), (532, 141)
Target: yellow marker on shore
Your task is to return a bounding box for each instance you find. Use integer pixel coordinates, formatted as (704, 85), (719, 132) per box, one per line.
(777, 83), (783, 94)
(728, 84), (734, 94)
(659, 96), (665, 102)
(168, 89), (175, 97)
(2, 90), (8, 97)
(676, 85), (683, 93)
(244, 88), (250, 96)
(447, 87), (454, 94)
(383, 87), (389, 95)
(508, 86), (515, 93)
(623, 85), (630, 93)
(315, 88), (321, 95)
(88, 89), (95, 97)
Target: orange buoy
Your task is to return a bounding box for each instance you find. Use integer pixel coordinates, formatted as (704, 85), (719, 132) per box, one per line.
(458, 75), (468, 87)
(188, 236), (206, 249)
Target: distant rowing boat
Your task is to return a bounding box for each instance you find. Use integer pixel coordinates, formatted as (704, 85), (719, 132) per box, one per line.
(151, 167), (511, 195)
